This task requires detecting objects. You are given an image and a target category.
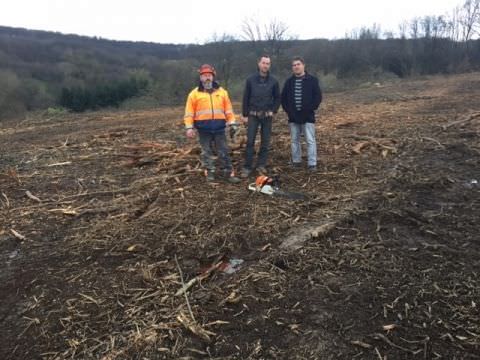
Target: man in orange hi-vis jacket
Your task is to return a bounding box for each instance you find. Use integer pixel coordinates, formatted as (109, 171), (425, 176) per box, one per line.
(184, 64), (241, 183)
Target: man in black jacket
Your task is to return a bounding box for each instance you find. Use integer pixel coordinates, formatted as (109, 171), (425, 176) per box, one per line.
(281, 56), (322, 171)
(240, 55), (281, 178)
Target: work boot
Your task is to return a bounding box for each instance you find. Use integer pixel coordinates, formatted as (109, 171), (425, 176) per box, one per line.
(240, 168), (251, 178)
(228, 175), (241, 184)
(205, 170), (215, 182)
(225, 170), (241, 184)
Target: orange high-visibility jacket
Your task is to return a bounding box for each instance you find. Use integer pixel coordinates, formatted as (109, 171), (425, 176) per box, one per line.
(184, 84), (236, 133)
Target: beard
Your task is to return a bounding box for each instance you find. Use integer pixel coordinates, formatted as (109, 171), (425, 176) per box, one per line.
(202, 80), (213, 90)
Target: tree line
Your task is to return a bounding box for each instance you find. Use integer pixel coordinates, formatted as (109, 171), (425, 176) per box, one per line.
(59, 76), (149, 112)
(0, 0), (479, 118)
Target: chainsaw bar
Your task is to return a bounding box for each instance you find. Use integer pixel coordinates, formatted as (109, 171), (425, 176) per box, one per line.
(248, 183), (308, 201)
(271, 189), (309, 201)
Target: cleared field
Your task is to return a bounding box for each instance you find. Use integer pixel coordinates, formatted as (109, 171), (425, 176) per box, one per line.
(1, 73), (479, 359)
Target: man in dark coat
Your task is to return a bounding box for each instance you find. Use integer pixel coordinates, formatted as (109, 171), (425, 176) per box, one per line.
(281, 56), (322, 171)
(240, 55), (281, 177)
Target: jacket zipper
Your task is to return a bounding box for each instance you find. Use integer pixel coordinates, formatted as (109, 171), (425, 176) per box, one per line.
(209, 92), (214, 120)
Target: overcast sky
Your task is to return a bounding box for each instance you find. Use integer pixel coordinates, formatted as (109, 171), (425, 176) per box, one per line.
(1, 0), (463, 44)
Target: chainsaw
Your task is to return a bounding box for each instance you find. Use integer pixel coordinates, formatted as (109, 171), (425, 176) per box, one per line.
(248, 175), (308, 200)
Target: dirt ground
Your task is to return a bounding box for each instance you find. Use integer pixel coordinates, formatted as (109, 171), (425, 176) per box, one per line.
(1, 73), (479, 360)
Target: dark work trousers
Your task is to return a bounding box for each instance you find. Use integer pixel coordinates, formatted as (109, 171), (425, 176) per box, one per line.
(198, 131), (232, 173)
(244, 115), (272, 170)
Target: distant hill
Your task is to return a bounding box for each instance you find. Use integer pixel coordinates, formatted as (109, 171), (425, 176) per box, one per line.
(0, 26), (203, 116)
(1, 25), (479, 118)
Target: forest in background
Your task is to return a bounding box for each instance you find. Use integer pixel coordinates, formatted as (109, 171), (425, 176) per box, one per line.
(0, 0), (479, 118)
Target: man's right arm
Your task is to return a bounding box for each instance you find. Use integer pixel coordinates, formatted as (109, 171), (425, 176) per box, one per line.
(184, 92), (195, 129)
(184, 92), (196, 138)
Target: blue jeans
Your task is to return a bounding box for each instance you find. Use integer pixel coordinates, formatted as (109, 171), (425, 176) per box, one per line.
(198, 131), (232, 173)
(289, 122), (317, 166)
(244, 116), (272, 170)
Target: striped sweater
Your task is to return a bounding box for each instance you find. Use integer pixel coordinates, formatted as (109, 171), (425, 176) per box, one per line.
(294, 77), (303, 111)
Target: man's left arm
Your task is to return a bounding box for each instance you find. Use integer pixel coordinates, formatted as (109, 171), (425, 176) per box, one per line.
(223, 90), (239, 139)
(223, 90), (237, 125)
(312, 77), (323, 110)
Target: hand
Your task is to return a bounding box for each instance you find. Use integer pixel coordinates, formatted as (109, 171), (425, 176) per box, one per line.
(241, 116), (248, 124)
(267, 111), (274, 117)
(186, 128), (196, 138)
(229, 123), (239, 140)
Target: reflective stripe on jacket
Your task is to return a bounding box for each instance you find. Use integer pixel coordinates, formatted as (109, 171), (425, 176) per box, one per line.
(184, 84), (236, 133)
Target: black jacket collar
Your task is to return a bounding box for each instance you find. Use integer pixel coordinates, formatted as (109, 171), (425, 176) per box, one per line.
(256, 71), (270, 81)
(292, 71), (310, 80)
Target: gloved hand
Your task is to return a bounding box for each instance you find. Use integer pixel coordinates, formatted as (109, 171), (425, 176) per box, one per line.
(229, 123), (239, 140)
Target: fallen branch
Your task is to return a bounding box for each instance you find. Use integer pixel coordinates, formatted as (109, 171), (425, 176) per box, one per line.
(1, 192), (10, 208)
(123, 141), (176, 151)
(350, 134), (396, 144)
(352, 141), (370, 154)
(59, 188), (132, 201)
(350, 135), (397, 154)
(47, 161), (72, 167)
(421, 137), (445, 149)
(11, 229), (26, 241)
(370, 333), (417, 354)
(280, 221), (337, 250)
(177, 312), (215, 342)
(175, 255), (223, 297)
(48, 207), (79, 216)
(25, 191), (42, 203)
(78, 205), (125, 216)
(351, 340), (373, 349)
(174, 254), (196, 322)
(443, 112), (480, 130)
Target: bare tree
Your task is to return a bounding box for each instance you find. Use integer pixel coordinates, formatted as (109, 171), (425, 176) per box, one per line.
(359, 23), (381, 39)
(241, 17), (263, 43)
(431, 16), (447, 39)
(383, 30), (395, 39)
(410, 18), (420, 39)
(209, 32), (237, 43)
(421, 16), (433, 38)
(205, 33), (237, 88)
(264, 19), (290, 58)
(264, 19), (289, 41)
(446, 7), (462, 41)
(398, 21), (408, 39)
(459, 0), (480, 41)
(347, 28), (360, 40)
(240, 16), (292, 58)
